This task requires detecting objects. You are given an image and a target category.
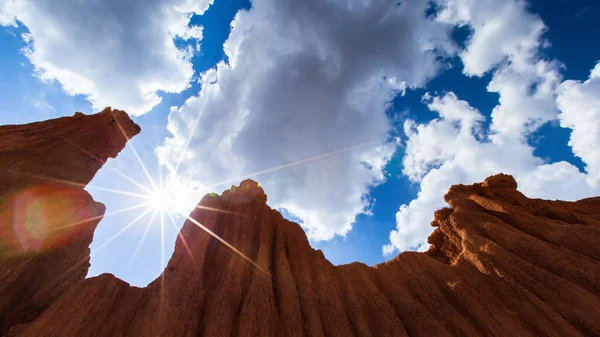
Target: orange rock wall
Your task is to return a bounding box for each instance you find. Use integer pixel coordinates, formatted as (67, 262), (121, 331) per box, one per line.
(0, 109), (140, 335)
(1, 111), (599, 336)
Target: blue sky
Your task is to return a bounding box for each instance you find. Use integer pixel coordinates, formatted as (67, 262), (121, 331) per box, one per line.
(1, 0), (599, 287)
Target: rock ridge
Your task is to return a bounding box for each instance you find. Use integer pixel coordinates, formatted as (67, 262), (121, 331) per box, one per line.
(1, 112), (600, 336)
(0, 108), (140, 335)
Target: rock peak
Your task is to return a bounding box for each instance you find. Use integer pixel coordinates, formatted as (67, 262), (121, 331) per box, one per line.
(99, 106), (141, 140)
(220, 178), (267, 204)
(443, 173), (518, 205)
(483, 173), (518, 189)
(0, 109), (139, 334)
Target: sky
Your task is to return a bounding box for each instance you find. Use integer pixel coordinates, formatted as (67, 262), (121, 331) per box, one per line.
(0, 0), (599, 287)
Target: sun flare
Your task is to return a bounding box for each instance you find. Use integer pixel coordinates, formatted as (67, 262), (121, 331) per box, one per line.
(50, 110), (381, 283)
(149, 189), (170, 212)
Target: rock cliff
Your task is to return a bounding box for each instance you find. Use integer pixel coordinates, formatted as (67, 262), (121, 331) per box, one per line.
(2, 111), (600, 336)
(0, 108), (140, 335)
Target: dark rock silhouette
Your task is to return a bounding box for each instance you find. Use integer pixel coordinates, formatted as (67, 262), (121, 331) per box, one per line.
(1, 110), (600, 336)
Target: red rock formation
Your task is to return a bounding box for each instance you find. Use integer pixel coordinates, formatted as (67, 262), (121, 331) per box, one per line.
(2, 111), (600, 336)
(0, 108), (140, 335)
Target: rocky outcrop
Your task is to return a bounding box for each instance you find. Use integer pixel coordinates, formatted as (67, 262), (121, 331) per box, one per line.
(2, 111), (600, 336)
(12, 178), (600, 336)
(0, 108), (140, 335)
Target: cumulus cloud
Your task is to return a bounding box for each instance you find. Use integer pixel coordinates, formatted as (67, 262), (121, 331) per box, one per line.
(557, 62), (600, 186)
(158, 0), (455, 240)
(0, 0), (213, 115)
(6, 0), (593, 261)
(384, 0), (600, 255)
(383, 87), (597, 254)
(437, 0), (547, 76)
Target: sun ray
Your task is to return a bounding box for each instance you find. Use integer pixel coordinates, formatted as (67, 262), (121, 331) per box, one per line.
(61, 137), (154, 195)
(166, 211), (198, 268)
(60, 137), (107, 165)
(35, 207), (154, 300)
(110, 110), (159, 192)
(107, 166), (155, 195)
(159, 157), (164, 192)
(195, 205), (245, 217)
(128, 139), (159, 192)
(5, 169), (151, 199)
(186, 216), (270, 277)
(49, 201), (152, 233)
(207, 138), (385, 190)
(174, 91), (211, 173)
(93, 207), (154, 252)
(86, 185), (152, 199)
(5, 170), (86, 188)
(128, 209), (159, 270)
(160, 209), (165, 275)
(159, 208), (167, 318)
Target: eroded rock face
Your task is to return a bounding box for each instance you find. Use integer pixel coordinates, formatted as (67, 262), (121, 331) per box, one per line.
(0, 108), (140, 335)
(11, 175), (600, 336)
(1, 111), (599, 336)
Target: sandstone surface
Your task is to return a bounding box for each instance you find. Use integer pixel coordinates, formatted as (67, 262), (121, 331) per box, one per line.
(1, 111), (600, 336)
(0, 109), (140, 335)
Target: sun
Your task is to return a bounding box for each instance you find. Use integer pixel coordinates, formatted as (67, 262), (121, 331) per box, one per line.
(149, 188), (170, 211)
(63, 110), (377, 281)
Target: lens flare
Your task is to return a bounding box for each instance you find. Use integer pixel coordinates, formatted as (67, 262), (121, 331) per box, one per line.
(5, 117), (378, 304)
(6, 184), (104, 255)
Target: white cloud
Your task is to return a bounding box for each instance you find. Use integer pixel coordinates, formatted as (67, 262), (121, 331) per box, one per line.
(402, 92), (485, 182)
(384, 0), (600, 255)
(557, 62), (600, 186)
(437, 0), (547, 76)
(384, 79), (599, 254)
(487, 59), (562, 139)
(158, 0), (456, 241)
(0, 0), (213, 116)
(5, 0), (593, 261)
